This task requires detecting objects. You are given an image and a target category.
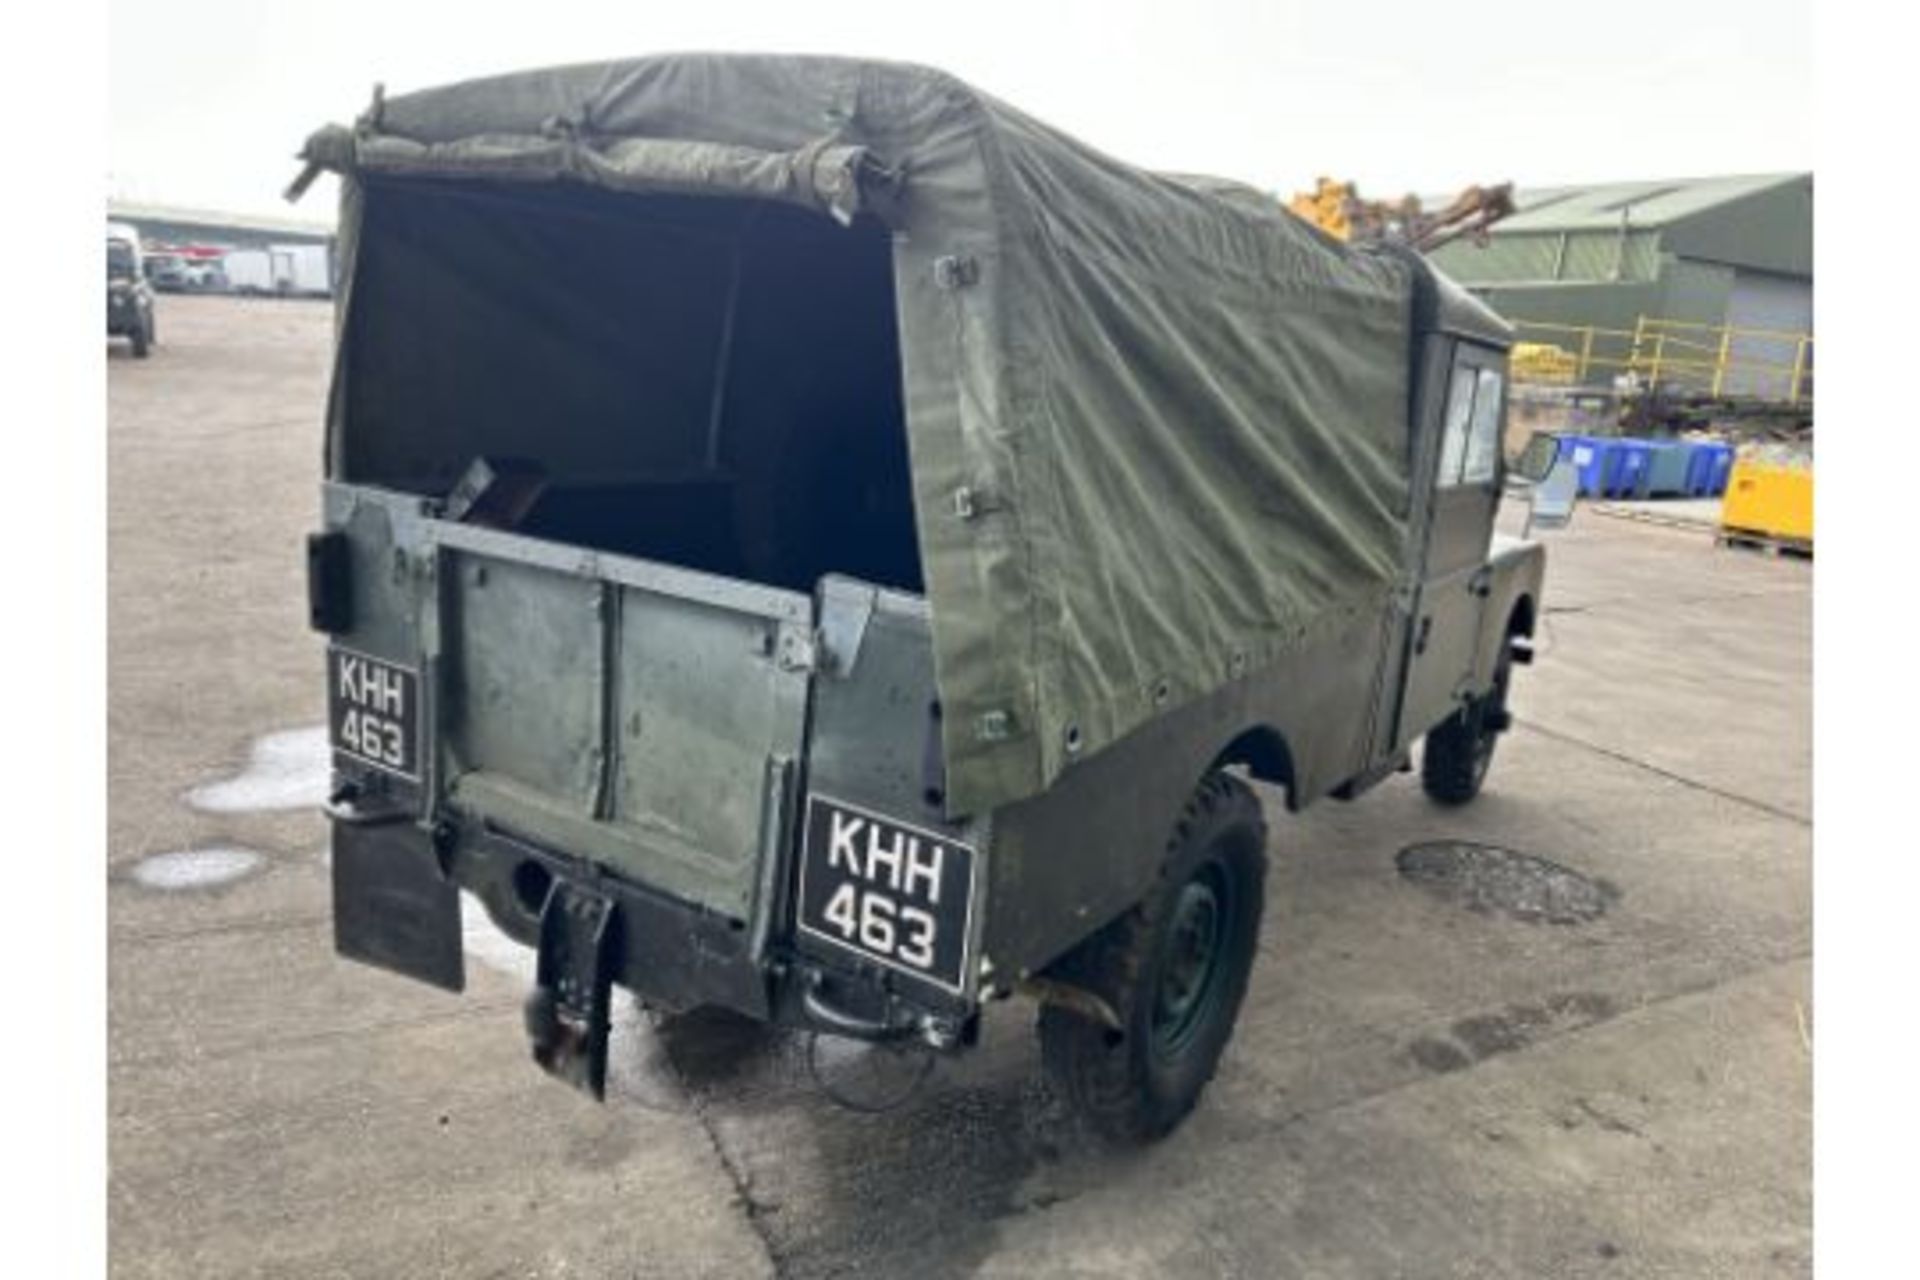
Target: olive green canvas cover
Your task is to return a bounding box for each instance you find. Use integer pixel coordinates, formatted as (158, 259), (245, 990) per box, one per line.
(297, 54), (1417, 815)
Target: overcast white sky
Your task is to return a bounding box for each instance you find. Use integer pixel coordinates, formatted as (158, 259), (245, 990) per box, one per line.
(108, 0), (1811, 222)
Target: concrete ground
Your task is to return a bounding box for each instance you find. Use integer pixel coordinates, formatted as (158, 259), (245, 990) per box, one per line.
(109, 296), (1811, 1278)
(1588, 498), (1727, 532)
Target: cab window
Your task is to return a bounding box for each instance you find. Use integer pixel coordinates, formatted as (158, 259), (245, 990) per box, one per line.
(1436, 367), (1475, 487)
(1462, 367), (1505, 485)
(1436, 361), (1505, 488)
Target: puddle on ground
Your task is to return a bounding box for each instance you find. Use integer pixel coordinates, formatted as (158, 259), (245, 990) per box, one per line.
(130, 846), (265, 891)
(1396, 840), (1619, 924)
(635, 999), (1105, 1279)
(186, 726), (330, 814)
(444, 889), (1109, 1272)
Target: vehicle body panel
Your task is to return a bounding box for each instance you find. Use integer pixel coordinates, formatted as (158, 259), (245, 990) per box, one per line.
(304, 55), (1546, 1084)
(1395, 340), (1507, 747)
(297, 56), (1418, 820)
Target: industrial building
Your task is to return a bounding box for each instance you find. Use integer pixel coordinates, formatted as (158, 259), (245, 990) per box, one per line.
(106, 199), (334, 252)
(107, 199), (337, 297)
(1427, 173), (1812, 398)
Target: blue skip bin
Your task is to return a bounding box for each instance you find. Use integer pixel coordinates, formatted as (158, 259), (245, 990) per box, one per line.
(1605, 439), (1653, 498)
(1637, 441), (1695, 498)
(1685, 441), (1735, 497)
(1556, 435), (1615, 498)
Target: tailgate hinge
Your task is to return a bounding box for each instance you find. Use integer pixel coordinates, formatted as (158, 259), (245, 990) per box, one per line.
(775, 625), (821, 675)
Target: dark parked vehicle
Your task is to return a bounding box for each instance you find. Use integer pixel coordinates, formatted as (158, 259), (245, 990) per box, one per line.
(296, 55), (1548, 1142)
(106, 223), (155, 358)
(142, 250), (192, 293)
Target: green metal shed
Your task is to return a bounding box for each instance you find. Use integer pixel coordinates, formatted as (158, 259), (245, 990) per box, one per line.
(1426, 174), (1811, 397)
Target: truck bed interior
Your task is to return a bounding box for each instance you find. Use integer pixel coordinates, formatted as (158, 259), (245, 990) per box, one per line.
(341, 177), (925, 595)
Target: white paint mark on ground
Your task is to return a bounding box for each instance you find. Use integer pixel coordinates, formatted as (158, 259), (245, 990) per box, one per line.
(461, 891), (537, 985)
(187, 726), (330, 813)
(131, 847), (265, 890)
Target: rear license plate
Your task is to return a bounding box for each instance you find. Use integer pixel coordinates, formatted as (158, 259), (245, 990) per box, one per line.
(328, 647), (421, 780)
(796, 795), (977, 994)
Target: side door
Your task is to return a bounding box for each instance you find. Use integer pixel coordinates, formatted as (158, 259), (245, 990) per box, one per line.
(1394, 343), (1507, 748)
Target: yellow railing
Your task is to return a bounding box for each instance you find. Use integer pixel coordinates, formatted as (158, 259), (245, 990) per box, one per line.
(1508, 315), (1813, 405)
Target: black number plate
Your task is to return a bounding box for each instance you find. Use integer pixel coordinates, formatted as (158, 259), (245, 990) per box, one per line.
(328, 647), (420, 780)
(796, 795), (977, 994)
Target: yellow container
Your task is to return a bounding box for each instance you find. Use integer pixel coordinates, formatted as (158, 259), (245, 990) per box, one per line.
(1511, 342), (1578, 385)
(1720, 459), (1813, 546)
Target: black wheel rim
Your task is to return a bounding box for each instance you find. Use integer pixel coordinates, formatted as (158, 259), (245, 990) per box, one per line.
(1472, 717), (1498, 781)
(1150, 862), (1235, 1062)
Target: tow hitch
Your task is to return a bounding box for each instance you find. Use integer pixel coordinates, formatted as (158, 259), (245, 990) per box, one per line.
(523, 879), (620, 1099)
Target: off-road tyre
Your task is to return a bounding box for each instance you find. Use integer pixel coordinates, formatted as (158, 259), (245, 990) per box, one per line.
(1038, 771), (1268, 1144)
(1421, 642), (1515, 805)
(130, 311), (152, 358)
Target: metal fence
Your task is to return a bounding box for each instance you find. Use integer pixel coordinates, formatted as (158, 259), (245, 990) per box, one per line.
(1509, 316), (1813, 405)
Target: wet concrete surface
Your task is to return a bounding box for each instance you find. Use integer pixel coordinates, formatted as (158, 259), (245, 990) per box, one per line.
(110, 297), (1810, 1277)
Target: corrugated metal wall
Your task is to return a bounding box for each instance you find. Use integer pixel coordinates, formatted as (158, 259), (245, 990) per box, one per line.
(1427, 178), (1812, 400)
(1431, 230), (1661, 285)
(1723, 270), (1813, 398)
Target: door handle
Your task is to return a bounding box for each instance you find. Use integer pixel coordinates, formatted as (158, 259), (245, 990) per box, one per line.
(1414, 616), (1433, 655)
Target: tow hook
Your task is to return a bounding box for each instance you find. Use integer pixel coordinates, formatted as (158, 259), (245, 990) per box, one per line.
(323, 779), (411, 827)
(800, 970), (915, 1042)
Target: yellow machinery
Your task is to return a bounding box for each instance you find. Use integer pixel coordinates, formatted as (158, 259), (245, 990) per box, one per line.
(1288, 178), (1361, 241)
(1510, 342), (1579, 385)
(1720, 457), (1813, 552)
(1286, 178), (1516, 252)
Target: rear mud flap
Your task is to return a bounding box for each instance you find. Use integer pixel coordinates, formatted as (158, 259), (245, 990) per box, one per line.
(524, 880), (621, 1099)
(331, 821), (465, 993)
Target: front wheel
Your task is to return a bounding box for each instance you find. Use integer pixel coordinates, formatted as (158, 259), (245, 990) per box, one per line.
(1421, 641), (1516, 805)
(1038, 772), (1268, 1144)
(129, 309), (153, 358)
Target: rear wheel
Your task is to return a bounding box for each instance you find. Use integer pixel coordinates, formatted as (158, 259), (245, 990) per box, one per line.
(1421, 641), (1515, 805)
(1038, 772), (1267, 1144)
(129, 309), (152, 358)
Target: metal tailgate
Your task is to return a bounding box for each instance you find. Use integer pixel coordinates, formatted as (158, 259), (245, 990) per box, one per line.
(430, 520), (812, 922)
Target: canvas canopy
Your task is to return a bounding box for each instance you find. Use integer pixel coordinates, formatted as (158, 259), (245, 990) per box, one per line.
(296, 54), (1425, 815)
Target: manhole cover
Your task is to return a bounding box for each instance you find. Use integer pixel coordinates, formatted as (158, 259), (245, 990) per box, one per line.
(1396, 841), (1617, 925)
